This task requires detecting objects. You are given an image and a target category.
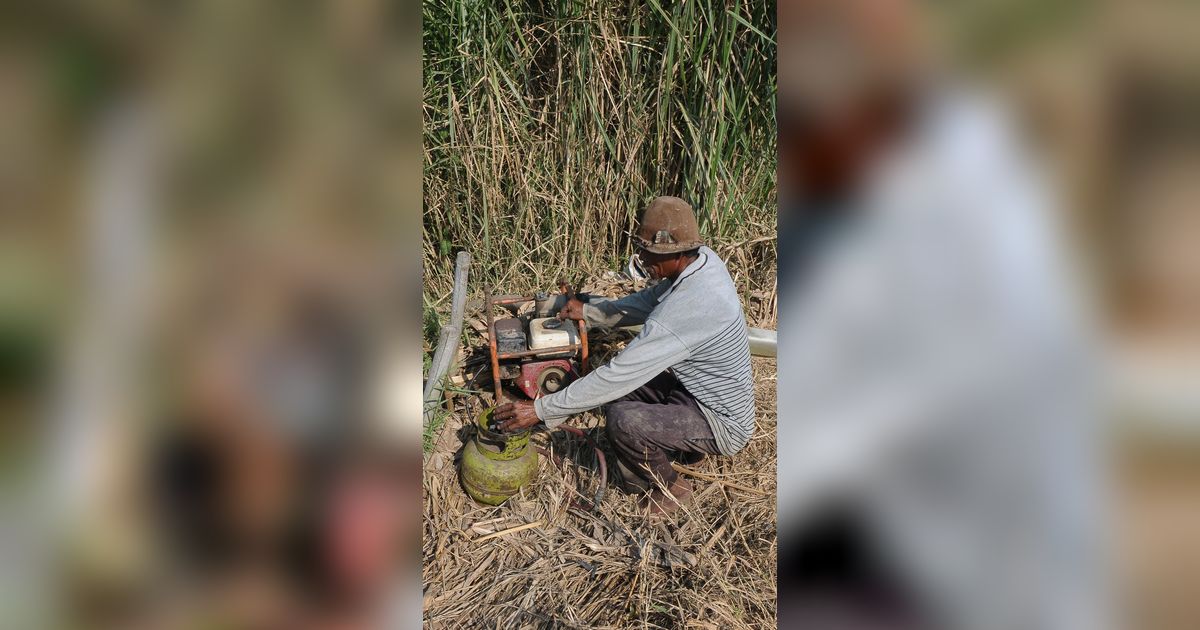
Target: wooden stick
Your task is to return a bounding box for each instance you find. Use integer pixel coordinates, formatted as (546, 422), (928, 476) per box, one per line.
(473, 520), (544, 543)
(464, 515), (515, 536)
(465, 515), (511, 530)
(671, 463), (771, 497)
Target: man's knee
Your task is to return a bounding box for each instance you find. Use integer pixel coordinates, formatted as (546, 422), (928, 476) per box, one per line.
(604, 403), (626, 440)
(605, 402), (642, 445)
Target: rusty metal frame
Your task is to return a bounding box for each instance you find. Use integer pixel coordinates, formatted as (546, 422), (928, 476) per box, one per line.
(485, 288), (590, 402)
(484, 289), (504, 403)
(578, 320), (588, 374)
(495, 345), (583, 360)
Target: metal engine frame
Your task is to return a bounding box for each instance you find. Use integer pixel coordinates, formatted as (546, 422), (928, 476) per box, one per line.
(484, 289), (589, 402)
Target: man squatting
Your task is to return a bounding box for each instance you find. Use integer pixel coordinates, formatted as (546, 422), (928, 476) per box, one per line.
(495, 196), (756, 516)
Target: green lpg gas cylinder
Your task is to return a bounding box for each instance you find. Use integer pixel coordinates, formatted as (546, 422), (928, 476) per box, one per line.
(460, 407), (539, 505)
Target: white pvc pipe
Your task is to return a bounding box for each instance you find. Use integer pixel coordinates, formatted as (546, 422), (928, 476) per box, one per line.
(618, 325), (776, 357)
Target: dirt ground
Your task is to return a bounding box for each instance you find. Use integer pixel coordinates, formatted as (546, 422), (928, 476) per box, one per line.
(422, 349), (777, 629)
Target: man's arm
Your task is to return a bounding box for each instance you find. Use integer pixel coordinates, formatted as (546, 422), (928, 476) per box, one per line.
(534, 318), (690, 427)
(580, 281), (672, 329)
(500, 285), (679, 432)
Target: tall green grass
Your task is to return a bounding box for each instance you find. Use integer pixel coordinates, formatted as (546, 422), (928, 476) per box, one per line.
(423, 0), (776, 324)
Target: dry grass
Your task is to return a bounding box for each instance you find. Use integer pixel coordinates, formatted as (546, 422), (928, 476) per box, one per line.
(424, 273), (776, 628)
(422, 353), (776, 629)
(422, 0), (777, 319)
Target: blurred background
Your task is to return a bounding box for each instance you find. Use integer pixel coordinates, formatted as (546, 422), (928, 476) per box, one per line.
(1, 2), (422, 628)
(777, 0), (1199, 629)
(5, 0), (1199, 628)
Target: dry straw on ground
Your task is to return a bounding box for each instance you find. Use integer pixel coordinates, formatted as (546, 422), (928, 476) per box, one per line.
(423, 357), (776, 629)
(424, 276), (776, 629)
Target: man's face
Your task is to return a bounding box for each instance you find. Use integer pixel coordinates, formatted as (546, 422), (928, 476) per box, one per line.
(637, 249), (682, 281)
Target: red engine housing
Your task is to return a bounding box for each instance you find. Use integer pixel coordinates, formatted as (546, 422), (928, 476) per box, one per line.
(517, 359), (577, 399)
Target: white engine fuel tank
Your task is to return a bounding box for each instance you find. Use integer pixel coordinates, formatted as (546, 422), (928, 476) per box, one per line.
(528, 317), (579, 352)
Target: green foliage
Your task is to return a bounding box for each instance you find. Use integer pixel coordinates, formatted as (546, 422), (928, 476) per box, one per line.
(423, 0), (777, 301)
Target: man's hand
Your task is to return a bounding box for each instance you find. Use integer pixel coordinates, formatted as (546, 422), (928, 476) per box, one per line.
(494, 400), (540, 432)
(557, 297), (585, 321)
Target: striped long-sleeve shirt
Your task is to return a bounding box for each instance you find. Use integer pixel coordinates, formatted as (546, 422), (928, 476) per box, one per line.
(534, 246), (755, 455)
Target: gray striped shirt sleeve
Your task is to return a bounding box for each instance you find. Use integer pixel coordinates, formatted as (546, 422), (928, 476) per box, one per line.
(534, 318), (690, 428)
(581, 282), (671, 329)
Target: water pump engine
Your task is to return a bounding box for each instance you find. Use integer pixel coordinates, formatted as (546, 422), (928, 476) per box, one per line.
(485, 289), (589, 400)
